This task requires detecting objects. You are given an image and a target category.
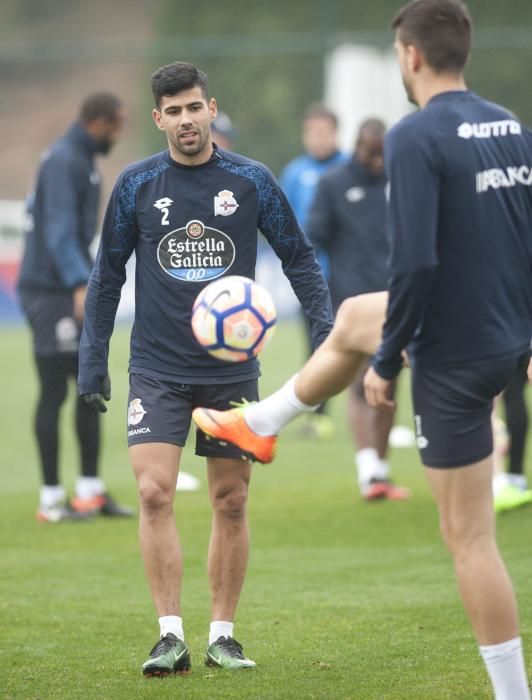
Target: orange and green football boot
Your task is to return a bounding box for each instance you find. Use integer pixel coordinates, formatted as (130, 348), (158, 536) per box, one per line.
(192, 405), (276, 464)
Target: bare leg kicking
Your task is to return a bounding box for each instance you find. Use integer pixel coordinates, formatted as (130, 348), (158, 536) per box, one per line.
(192, 292), (389, 462)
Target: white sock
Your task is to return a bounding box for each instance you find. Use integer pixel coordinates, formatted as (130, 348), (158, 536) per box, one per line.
(493, 472), (512, 496)
(75, 476), (105, 499)
(159, 615), (184, 641)
(479, 637), (530, 700)
(209, 620), (234, 645)
(245, 375), (318, 436)
(40, 484), (66, 508)
(355, 448), (389, 488)
(377, 459), (391, 480)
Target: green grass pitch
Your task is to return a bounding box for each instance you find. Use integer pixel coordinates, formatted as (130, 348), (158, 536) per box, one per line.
(0, 321), (530, 699)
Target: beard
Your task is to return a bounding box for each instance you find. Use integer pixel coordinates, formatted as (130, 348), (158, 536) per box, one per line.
(173, 129), (209, 158)
(175, 140), (204, 156)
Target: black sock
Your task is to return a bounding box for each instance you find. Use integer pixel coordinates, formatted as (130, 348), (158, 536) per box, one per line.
(34, 355), (70, 485)
(503, 359), (529, 476)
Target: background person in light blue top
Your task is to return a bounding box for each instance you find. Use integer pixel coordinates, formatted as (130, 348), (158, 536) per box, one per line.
(280, 103), (345, 232)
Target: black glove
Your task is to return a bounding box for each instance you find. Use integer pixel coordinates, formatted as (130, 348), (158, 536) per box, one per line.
(81, 374), (111, 413)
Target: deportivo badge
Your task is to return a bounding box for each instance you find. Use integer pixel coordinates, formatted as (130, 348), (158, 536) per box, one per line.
(214, 190), (239, 217)
(128, 398), (147, 426)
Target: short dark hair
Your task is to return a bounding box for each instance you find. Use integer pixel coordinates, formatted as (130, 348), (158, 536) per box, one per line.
(391, 0), (472, 73)
(358, 117), (386, 140)
(79, 93), (122, 124)
(303, 103), (338, 129)
(151, 61), (209, 108)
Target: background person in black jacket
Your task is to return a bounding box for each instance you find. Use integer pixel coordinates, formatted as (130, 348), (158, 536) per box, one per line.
(18, 92), (132, 523)
(306, 119), (410, 501)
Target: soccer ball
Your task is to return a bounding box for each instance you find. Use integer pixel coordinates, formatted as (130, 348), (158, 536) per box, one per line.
(191, 275), (277, 362)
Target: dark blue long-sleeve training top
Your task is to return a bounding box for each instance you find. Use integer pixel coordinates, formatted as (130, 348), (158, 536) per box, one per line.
(78, 146), (333, 394)
(373, 91), (532, 380)
(306, 156), (389, 309)
(18, 122), (101, 293)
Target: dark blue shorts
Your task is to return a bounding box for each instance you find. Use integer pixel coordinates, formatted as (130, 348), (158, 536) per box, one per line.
(411, 355), (527, 468)
(127, 373), (259, 458)
(19, 290), (81, 355)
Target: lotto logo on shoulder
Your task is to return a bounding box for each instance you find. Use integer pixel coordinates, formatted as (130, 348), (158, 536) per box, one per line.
(457, 120), (521, 139)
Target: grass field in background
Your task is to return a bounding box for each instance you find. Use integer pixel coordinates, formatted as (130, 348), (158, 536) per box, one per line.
(1, 321), (531, 699)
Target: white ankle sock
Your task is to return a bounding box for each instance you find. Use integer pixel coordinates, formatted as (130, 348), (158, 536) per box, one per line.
(355, 449), (389, 488)
(479, 637), (530, 700)
(209, 620), (234, 645)
(377, 459), (391, 480)
(493, 472), (512, 495)
(40, 484), (66, 508)
(75, 476), (105, 499)
(159, 615), (184, 641)
(245, 375), (318, 436)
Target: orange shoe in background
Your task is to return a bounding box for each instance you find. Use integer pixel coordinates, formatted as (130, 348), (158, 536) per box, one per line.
(70, 493), (135, 517)
(362, 479), (411, 501)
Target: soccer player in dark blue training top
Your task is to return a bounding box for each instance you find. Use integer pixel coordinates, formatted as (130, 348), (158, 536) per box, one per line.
(193, 2), (532, 697)
(17, 93), (131, 523)
(78, 62), (333, 675)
